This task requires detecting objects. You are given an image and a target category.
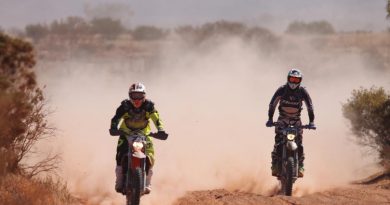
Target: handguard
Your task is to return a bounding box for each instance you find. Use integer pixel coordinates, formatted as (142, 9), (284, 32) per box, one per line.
(109, 129), (122, 136)
(151, 131), (168, 140)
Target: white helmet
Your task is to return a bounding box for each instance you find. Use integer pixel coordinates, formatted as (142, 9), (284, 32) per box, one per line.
(129, 82), (146, 94)
(129, 83), (146, 108)
(287, 69), (302, 89)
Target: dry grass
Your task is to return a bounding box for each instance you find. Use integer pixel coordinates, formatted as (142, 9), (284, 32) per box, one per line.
(0, 174), (80, 205)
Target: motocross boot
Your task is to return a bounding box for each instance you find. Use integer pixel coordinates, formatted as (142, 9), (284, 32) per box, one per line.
(115, 166), (124, 192)
(271, 164), (279, 176)
(298, 166), (304, 177)
(144, 169), (153, 194)
(298, 151), (305, 177)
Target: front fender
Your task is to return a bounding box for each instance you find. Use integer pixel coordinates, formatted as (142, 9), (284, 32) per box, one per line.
(286, 141), (298, 151)
(132, 151), (146, 158)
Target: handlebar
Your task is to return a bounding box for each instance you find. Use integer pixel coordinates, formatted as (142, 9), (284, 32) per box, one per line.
(270, 122), (316, 130)
(109, 129), (168, 140)
(150, 131), (169, 140)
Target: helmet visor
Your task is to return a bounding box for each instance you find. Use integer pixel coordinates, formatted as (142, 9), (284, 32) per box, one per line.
(288, 76), (301, 83)
(130, 92), (145, 100)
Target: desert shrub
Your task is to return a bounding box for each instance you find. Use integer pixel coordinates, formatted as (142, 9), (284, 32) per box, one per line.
(50, 17), (90, 36)
(26, 16), (126, 40)
(286, 20), (335, 35)
(25, 24), (49, 42)
(0, 32), (58, 177)
(90, 17), (125, 39)
(132, 25), (167, 41)
(174, 21), (247, 44)
(198, 21), (247, 39)
(343, 87), (390, 170)
(0, 174), (77, 205)
(174, 21), (279, 51)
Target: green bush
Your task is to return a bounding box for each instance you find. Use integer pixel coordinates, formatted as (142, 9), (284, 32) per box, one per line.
(343, 87), (390, 170)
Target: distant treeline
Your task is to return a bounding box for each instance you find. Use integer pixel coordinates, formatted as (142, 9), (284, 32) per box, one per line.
(286, 21), (335, 35)
(24, 16), (336, 43)
(25, 16), (127, 41)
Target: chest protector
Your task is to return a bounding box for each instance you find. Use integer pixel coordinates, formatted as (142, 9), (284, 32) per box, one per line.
(278, 86), (304, 118)
(120, 100), (154, 130)
(123, 109), (149, 130)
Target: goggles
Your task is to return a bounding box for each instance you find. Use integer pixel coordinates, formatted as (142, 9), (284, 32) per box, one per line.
(288, 76), (301, 83)
(130, 92), (145, 100)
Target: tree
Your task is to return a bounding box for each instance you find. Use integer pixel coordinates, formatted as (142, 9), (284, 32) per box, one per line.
(197, 21), (247, 41)
(387, 0), (390, 18)
(49, 16), (90, 37)
(132, 25), (167, 41)
(25, 24), (49, 42)
(0, 32), (58, 177)
(90, 17), (125, 39)
(343, 87), (390, 170)
(286, 21), (335, 35)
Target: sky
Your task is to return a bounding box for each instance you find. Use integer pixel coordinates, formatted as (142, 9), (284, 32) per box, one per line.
(0, 0), (389, 33)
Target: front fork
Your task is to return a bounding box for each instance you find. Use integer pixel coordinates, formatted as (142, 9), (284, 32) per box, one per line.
(280, 145), (299, 179)
(126, 151), (146, 191)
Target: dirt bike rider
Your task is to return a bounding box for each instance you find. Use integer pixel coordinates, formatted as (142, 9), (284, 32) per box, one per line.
(109, 82), (167, 194)
(266, 69), (316, 178)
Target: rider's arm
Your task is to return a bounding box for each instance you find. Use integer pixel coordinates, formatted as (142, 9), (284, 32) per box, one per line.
(150, 110), (164, 131)
(110, 100), (129, 129)
(268, 86), (284, 120)
(301, 87), (315, 122)
(145, 100), (164, 131)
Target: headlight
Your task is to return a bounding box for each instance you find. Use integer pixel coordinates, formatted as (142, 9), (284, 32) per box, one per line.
(132, 142), (144, 151)
(287, 134), (296, 140)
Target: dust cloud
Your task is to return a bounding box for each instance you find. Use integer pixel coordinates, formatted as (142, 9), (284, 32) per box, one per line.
(36, 34), (389, 204)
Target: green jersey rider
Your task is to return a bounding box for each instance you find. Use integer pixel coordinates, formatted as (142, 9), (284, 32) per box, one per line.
(109, 82), (167, 194)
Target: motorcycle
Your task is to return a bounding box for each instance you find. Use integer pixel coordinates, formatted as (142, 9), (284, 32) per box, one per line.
(270, 122), (315, 196)
(113, 130), (168, 205)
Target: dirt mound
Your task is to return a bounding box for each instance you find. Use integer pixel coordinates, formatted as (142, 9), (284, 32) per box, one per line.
(352, 171), (390, 185)
(174, 174), (390, 205)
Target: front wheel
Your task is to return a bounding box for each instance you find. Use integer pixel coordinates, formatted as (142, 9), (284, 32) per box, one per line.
(284, 157), (294, 196)
(126, 168), (142, 205)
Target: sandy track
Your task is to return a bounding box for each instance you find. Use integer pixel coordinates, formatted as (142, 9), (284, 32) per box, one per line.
(174, 176), (390, 205)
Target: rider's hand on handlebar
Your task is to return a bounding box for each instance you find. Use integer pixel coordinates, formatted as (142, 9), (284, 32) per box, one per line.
(266, 119), (273, 127)
(151, 130), (168, 140)
(109, 128), (121, 136)
(157, 130), (168, 140)
(308, 122), (316, 130)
